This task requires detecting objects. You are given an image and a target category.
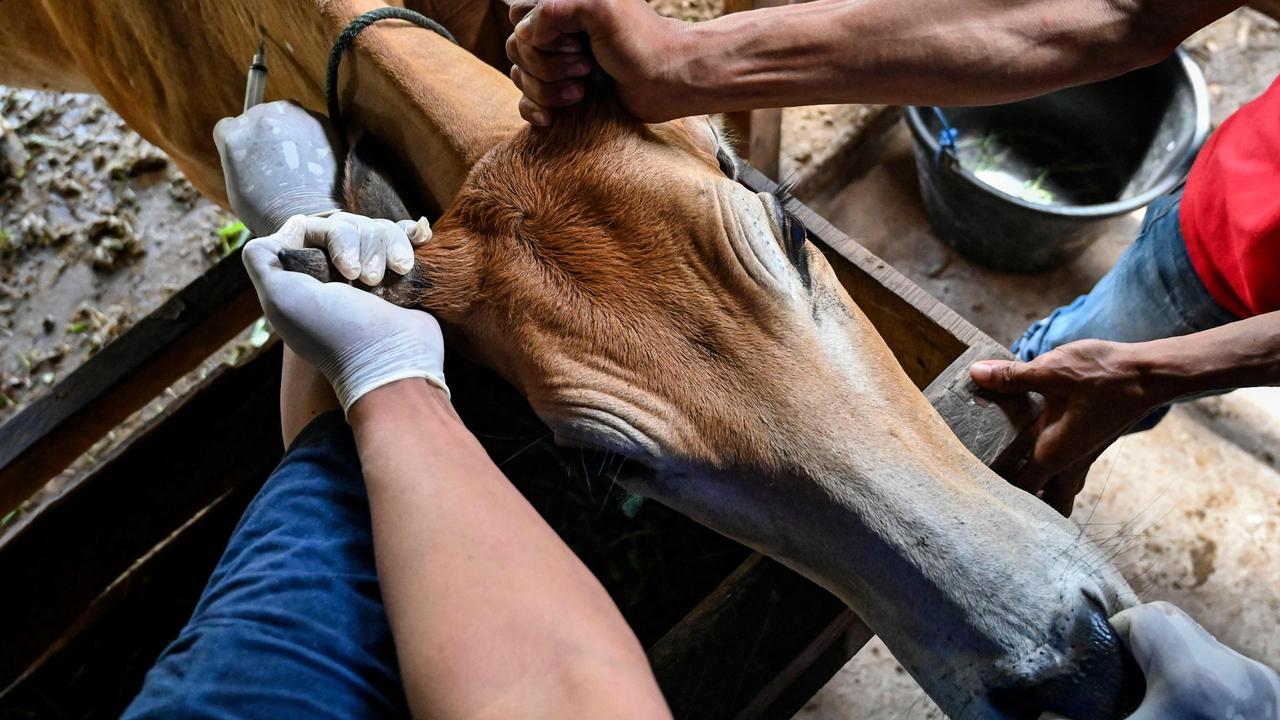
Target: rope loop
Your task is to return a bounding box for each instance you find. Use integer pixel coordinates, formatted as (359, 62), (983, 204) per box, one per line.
(326, 7), (458, 146)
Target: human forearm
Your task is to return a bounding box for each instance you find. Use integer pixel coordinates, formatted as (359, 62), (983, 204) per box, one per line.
(669, 0), (1240, 114)
(349, 380), (670, 720)
(1127, 311), (1280, 404)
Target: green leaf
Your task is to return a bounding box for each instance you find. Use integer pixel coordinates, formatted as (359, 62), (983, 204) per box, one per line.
(67, 321), (89, 334)
(248, 317), (271, 349)
(217, 220), (251, 258)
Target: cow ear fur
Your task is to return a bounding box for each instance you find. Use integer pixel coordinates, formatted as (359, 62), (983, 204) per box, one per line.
(340, 133), (479, 321)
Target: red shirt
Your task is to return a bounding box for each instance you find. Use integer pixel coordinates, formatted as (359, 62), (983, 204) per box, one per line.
(1181, 75), (1280, 318)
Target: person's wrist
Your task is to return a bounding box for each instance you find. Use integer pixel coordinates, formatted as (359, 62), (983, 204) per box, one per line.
(657, 18), (723, 118)
(348, 377), (453, 425)
(1118, 340), (1184, 407)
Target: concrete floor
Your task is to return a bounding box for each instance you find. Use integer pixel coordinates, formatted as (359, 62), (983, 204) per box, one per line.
(792, 13), (1280, 715)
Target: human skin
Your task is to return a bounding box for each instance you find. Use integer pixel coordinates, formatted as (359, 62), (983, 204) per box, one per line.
(347, 379), (672, 720)
(504, 0), (1243, 125)
(969, 310), (1280, 515)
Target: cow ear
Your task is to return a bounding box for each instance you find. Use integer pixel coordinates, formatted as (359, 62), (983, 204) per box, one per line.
(407, 219), (481, 323)
(332, 133), (480, 316)
(341, 133), (438, 221)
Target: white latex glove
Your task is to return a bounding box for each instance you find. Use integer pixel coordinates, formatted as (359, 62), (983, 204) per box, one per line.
(213, 100), (344, 236)
(1111, 602), (1280, 719)
(300, 211), (431, 286)
(243, 215), (447, 413)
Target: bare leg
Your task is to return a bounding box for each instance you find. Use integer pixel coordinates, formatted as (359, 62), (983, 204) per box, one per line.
(280, 346), (340, 447)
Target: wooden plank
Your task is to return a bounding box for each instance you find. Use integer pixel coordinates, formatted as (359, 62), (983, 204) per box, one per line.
(1, 485), (257, 716)
(0, 251), (260, 517)
(648, 554), (871, 720)
(924, 342), (1043, 472)
(0, 344), (284, 688)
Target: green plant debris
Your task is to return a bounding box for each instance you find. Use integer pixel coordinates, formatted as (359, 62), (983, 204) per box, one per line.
(0, 227), (14, 256)
(248, 317), (271, 348)
(620, 493), (647, 519)
(67, 321), (89, 334)
(217, 220), (250, 258)
(1, 510), (16, 529)
(0, 392), (12, 409)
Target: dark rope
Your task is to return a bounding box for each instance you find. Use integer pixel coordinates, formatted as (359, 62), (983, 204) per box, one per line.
(326, 7), (457, 145)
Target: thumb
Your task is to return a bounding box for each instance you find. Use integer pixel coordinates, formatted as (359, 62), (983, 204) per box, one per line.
(242, 217), (313, 291)
(970, 360), (1039, 393)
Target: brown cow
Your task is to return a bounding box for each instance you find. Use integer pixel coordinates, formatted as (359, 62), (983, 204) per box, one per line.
(0, 1), (1143, 716)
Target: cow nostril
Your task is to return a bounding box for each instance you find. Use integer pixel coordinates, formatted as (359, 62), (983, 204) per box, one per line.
(990, 602), (1145, 719)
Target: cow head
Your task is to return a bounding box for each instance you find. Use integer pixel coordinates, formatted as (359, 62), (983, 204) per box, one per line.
(373, 101), (1145, 719)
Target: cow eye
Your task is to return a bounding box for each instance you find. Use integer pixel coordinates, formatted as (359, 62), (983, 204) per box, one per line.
(782, 210), (812, 286)
(715, 147), (738, 179)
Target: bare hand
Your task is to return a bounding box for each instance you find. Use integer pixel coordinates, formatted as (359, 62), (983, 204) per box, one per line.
(970, 340), (1159, 516)
(506, 0), (689, 125)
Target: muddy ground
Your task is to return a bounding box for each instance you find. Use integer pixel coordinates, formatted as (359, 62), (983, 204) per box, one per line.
(0, 90), (230, 422)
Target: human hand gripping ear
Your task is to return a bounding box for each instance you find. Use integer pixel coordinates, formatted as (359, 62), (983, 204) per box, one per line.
(243, 215), (447, 414)
(969, 340), (1161, 516)
(505, 0), (689, 125)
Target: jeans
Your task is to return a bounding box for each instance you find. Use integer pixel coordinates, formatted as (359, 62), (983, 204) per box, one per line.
(1011, 192), (1240, 430)
(123, 412), (407, 719)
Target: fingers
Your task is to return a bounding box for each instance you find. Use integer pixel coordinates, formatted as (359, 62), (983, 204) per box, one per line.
(242, 235), (287, 288)
(506, 0), (593, 125)
(396, 217), (432, 247)
(506, 34), (591, 83)
(512, 0), (585, 48)
(510, 65), (585, 114)
(519, 96), (551, 127)
(299, 215), (360, 279)
(1041, 462), (1090, 517)
(969, 359), (1053, 394)
(302, 212), (420, 285)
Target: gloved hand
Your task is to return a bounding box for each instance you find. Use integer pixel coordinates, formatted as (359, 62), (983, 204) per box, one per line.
(1111, 601), (1280, 719)
(243, 215), (447, 413)
(214, 100), (431, 285)
(213, 99), (343, 236)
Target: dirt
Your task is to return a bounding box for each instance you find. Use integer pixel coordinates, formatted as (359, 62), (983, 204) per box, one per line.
(0, 88), (230, 422)
(1186, 8), (1280, 127)
(649, 0), (723, 22)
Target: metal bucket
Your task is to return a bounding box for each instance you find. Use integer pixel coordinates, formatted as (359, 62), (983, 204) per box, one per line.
(905, 49), (1210, 273)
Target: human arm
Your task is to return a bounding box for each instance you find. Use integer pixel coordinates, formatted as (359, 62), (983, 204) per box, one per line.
(969, 310), (1280, 515)
(241, 224), (671, 720)
(505, 0), (1242, 125)
(349, 381), (672, 720)
(1110, 602), (1280, 719)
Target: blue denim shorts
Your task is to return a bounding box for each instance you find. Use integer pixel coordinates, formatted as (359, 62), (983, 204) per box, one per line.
(1010, 192), (1239, 430)
(1013, 192), (1239, 359)
(123, 411), (407, 719)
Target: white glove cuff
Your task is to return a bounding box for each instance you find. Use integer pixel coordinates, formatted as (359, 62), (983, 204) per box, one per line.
(319, 330), (449, 415)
